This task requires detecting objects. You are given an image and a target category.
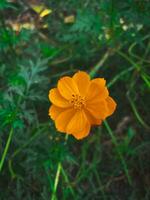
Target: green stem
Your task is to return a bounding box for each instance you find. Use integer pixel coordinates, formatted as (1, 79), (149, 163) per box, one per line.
(104, 120), (132, 185)
(127, 94), (150, 130)
(90, 50), (111, 78)
(51, 162), (62, 200)
(116, 50), (139, 70)
(51, 134), (68, 200)
(0, 128), (14, 172)
(61, 166), (76, 198)
(107, 66), (135, 88)
(141, 73), (150, 88)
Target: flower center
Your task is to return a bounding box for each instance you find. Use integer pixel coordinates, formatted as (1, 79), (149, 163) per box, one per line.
(70, 94), (85, 110)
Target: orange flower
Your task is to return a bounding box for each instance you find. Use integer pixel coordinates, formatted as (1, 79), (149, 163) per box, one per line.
(48, 71), (117, 139)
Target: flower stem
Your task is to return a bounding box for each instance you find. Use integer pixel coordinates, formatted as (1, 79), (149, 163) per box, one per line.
(90, 50), (111, 78)
(0, 128), (14, 172)
(51, 162), (62, 200)
(51, 134), (68, 200)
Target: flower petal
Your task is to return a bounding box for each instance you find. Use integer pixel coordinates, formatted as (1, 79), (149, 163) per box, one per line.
(91, 78), (106, 89)
(72, 121), (91, 140)
(55, 109), (75, 132)
(49, 88), (71, 108)
(84, 109), (102, 125)
(86, 99), (108, 120)
(66, 110), (87, 134)
(49, 105), (65, 120)
(73, 71), (90, 96)
(86, 82), (109, 101)
(106, 96), (117, 116)
(58, 76), (79, 99)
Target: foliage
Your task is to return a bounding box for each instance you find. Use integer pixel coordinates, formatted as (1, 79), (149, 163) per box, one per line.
(0, 0), (150, 199)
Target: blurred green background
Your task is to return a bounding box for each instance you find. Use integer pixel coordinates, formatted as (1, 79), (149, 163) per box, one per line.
(0, 0), (150, 199)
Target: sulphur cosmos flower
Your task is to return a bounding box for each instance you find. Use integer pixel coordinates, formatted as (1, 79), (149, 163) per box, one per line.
(48, 71), (117, 139)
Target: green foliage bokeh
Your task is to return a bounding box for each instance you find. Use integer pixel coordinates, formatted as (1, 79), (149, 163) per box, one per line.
(0, 0), (150, 199)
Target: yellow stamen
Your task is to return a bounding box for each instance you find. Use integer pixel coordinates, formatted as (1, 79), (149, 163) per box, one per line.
(70, 94), (85, 110)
